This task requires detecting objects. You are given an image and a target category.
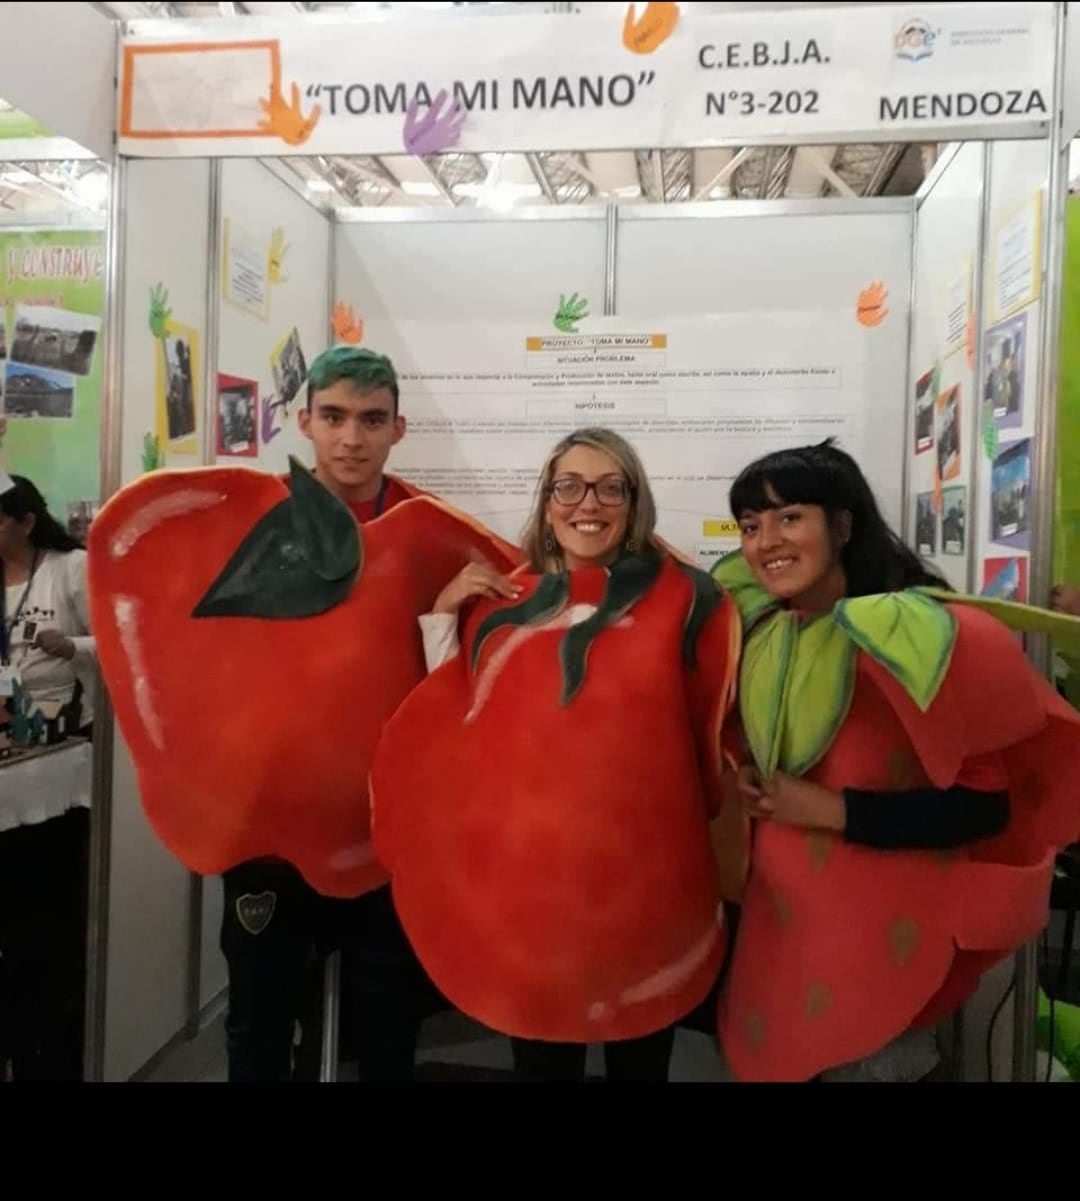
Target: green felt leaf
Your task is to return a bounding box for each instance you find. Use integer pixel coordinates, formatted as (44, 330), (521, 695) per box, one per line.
(675, 560), (724, 668)
(470, 570), (569, 672)
(192, 458), (361, 620)
(777, 616), (856, 775)
(833, 590), (956, 711)
(711, 550), (777, 632)
(559, 550), (662, 705)
(918, 586), (1080, 652)
(739, 611), (796, 776)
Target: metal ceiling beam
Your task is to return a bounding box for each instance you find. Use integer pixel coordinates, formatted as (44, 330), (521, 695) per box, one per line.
(525, 153), (558, 204)
(691, 147), (752, 202)
(808, 147), (858, 199)
(419, 159), (457, 206)
(863, 145), (906, 196)
(654, 152), (667, 204)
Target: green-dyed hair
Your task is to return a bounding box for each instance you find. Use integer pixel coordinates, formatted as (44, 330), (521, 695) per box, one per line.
(306, 346), (400, 414)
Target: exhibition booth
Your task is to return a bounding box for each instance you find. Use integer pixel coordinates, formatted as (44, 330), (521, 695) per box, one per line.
(1, 0), (1076, 1081)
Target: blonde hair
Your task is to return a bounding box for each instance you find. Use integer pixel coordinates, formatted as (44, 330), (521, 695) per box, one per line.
(521, 427), (659, 572)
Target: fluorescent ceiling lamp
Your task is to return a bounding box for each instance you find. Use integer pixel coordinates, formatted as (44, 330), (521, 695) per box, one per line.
(401, 180), (442, 197)
(306, 178), (335, 193)
(73, 172), (108, 210)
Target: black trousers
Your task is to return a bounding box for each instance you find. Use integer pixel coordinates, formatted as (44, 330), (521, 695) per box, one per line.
(220, 860), (441, 1083)
(510, 1026), (676, 1082)
(0, 807), (89, 1082)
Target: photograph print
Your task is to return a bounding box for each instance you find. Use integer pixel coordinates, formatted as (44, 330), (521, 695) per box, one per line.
(3, 361), (75, 419)
(990, 437), (1031, 550)
(10, 303), (100, 377)
(941, 487), (966, 556)
(914, 368), (935, 454)
(164, 333), (197, 442)
(916, 490), (937, 556)
(270, 327), (308, 411)
(983, 310), (1026, 432)
(982, 556), (1028, 604)
(935, 385), (961, 482)
(217, 373), (258, 458)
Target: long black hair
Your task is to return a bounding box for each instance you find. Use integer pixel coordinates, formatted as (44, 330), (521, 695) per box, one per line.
(729, 440), (949, 597)
(0, 476), (83, 553)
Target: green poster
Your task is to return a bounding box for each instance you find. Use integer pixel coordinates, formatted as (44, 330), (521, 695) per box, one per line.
(0, 229), (105, 534)
(0, 109), (51, 140)
(1056, 196), (1080, 703)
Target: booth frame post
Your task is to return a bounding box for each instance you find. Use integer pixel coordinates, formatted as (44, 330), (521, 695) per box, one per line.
(84, 142), (127, 1084)
(320, 951), (342, 1082)
(1011, 0), (1071, 1084)
(968, 145), (993, 599)
(604, 204), (618, 316)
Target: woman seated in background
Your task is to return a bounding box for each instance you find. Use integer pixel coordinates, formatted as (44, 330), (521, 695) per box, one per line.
(0, 475), (96, 1082)
(713, 439), (1080, 1083)
(370, 428), (743, 1083)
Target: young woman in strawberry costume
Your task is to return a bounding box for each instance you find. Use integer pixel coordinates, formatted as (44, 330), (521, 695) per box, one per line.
(715, 440), (1080, 1082)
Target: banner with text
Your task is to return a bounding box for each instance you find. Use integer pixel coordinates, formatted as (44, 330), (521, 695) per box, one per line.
(118, 2), (1057, 158)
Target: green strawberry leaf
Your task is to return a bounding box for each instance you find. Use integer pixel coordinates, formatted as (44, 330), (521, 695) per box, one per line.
(834, 591), (957, 711)
(917, 586), (1080, 651)
(471, 570), (569, 672)
(739, 610), (796, 775)
(778, 615), (856, 775)
(711, 550), (777, 632)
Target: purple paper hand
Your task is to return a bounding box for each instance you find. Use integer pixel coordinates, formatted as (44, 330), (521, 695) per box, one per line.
(261, 394), (283, 445)
(402, 89), (466, 156)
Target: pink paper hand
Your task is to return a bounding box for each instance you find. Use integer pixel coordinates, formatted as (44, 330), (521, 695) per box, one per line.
(402, 89), (466, 156)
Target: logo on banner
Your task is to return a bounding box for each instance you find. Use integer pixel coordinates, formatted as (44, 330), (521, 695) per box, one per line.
(894, 19), (937, 62)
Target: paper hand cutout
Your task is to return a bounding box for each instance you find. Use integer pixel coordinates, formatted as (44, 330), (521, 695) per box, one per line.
(856, 282), (889, 328)
(403, 89), (466, 156)
(258, 81), (321, 147)
(623, 2), (680, 54)
(331, 301), (364, 346)
(149, 284), (171, 340)
(553, 293), (590, 334)
(142, 432), (162, 473)
(261, 394), (283, 445)
(269, 228), (288, 285)
(982, 406), (999, 461)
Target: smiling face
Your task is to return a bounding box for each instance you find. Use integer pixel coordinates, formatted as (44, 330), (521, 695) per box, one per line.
(544, 444), (632, 571)
(738, 487), (848, 613)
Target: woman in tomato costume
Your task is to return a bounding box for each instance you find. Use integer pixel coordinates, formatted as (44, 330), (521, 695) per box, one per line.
(370, 428), (743, 1081)
(714, 440), (1080, 1082)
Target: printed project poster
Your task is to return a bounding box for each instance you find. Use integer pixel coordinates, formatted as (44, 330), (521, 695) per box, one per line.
(217, 372), (258, 458)
(916, 491), (937, 556)
(222, 218), (270, 321)
(155, 319), (201, 455)
(0, 229), (105, 527)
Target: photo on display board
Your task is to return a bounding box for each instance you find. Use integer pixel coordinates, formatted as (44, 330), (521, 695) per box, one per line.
(216, 373), (258, 458)
(914, 369), (935, 453)
(9, 303), (99, 377)
(916, 491), (937, 556)
(935, 385), (961, 481)
(990, 437), (1032, 551)
(0, 317), (6, 360)
(982, 555), (1028, 604)
(984, 310), (1026, 431)
(163, 333), (197, 442)
(66, 500), (98, 544)
(270, 327), (308, 410)
(941, 486), (966, 556)
(2, 362), (74, 419)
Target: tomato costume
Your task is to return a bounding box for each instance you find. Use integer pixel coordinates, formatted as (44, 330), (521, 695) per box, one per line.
(87, 459), (519, 899)
(370, 550), (741, 1043)
(712, 550), (1080, 1082)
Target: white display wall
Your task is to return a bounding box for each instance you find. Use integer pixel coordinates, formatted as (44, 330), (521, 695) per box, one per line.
(216, 159), (332, 474)
(109, 159), (212, 1082)
(335, 203), (912, 559)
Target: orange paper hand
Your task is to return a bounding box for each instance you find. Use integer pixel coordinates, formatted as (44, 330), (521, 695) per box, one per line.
(857, 282), (889, 328)
(258, 80), (321, 147)
(332, 301), (364, 346)
(623, 1), (679, 54)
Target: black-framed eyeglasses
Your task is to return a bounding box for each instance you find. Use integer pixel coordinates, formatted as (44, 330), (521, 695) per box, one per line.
(549, 476), (632, 507)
